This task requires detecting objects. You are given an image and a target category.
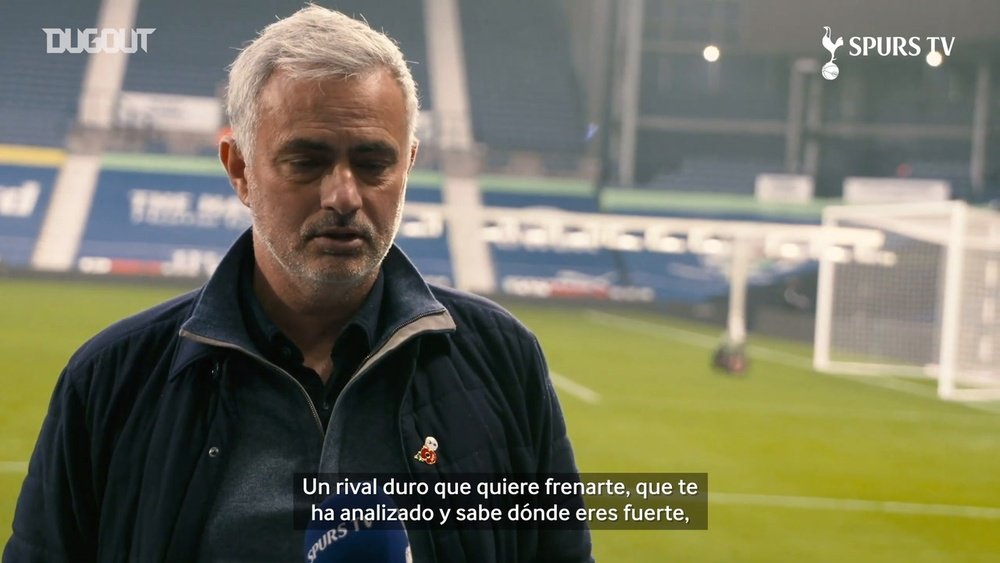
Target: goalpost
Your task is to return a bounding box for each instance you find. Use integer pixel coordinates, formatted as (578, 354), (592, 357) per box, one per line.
(401, 202), (889, 374)
(814, 201), (1000, 401)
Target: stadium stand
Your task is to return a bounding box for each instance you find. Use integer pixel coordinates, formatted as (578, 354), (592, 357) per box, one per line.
(639, 54), (789, 120)
(871, 91), (972, 125)
(122, 0), (253, 98)
(0, 167), (58, 267)
(0, 0), (101, 147)
(123, 0), (430, 109)
(645, 156), (784, 194)
(908, 160), (973, 197)
(459, 0), (586, 154)
(481, 192), (599, 213)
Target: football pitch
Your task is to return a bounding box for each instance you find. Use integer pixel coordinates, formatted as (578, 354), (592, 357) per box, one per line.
(2, 278), (999, 561)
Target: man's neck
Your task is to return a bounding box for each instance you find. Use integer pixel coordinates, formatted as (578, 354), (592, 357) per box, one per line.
(252, 263), (375, 381)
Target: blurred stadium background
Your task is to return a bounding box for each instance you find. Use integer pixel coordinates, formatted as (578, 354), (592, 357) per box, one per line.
(2, 0), (1000, 560)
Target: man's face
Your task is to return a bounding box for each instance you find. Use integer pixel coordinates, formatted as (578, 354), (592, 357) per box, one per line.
(223, 68), (415, 289)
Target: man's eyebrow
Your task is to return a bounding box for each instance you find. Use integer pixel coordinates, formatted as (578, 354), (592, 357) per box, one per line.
(276, 138), (334, 153)
(351, 141), (398, 157)
(276, 139), (397, 158)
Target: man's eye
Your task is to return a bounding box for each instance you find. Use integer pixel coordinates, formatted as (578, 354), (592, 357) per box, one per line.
(356, 161), (390, 173)
(288, 158), (321, 170)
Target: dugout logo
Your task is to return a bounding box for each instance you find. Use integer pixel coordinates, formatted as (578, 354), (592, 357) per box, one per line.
(43, 28), (155, 54)
(820, 26), (955, 80)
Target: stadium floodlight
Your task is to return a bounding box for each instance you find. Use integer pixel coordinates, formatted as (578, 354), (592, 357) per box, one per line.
(926, 51), (944, 67)
(814, 201), (1000, 401)
(703, 45), (721, 62)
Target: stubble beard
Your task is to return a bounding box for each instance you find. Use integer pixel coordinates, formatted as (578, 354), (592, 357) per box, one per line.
(252, 202), (403, 292)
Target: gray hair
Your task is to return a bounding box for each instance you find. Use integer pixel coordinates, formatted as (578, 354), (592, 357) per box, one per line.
(225, 5), (420, 161)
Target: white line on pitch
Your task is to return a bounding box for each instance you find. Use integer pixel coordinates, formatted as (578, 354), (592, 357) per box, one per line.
(586, 310), (1000, 412)
(711, 491), (1000, 519)
(550, 372), (601, 404)
(587, 310), (720, 349)
(585, 310), (810, 370)
(608, 395), (987, 422)
(0, 461), (28, 473)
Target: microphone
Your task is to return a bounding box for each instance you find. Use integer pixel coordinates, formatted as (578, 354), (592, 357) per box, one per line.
(303, 490), (412, 563)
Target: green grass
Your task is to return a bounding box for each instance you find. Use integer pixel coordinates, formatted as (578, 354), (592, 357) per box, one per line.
(511, 305), (1000, 561)
(2, 279), (1000, 561)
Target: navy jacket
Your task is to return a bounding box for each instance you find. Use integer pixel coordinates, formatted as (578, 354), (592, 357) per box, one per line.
(3, 231), (592, 562)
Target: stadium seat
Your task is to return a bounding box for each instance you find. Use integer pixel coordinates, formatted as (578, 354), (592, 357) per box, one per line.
(459, 0), (586, 154)
(0, 0), (100, 147)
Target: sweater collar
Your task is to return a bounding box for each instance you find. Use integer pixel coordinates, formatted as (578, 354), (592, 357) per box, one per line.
(170, 228), (453, 379)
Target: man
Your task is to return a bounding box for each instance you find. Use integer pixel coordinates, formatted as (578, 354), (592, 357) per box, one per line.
(3, 6), (591, 562)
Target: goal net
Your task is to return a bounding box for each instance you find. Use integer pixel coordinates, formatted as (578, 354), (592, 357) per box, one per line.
(814, 201), (1000, 401)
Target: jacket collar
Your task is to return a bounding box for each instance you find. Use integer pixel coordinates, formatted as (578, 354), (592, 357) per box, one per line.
(170, 228), (455, 380)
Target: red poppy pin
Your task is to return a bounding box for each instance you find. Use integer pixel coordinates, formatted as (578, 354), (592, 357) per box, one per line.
(414, 436), (439, 465)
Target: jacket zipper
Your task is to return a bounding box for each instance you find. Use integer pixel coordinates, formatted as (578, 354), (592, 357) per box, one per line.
(178, 309), (455, 436)
(328, 309), (455, 419)
(178, 330), (325, 434)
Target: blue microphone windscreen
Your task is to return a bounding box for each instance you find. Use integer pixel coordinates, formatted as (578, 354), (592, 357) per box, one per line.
(304, 490), (411, 563)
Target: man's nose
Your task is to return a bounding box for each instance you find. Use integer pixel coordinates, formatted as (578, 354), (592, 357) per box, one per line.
(319, 163), (362, 215)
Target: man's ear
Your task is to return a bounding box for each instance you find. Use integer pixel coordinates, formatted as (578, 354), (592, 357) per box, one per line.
(407, 140), (419, 173)
(219, 136), (250, 206)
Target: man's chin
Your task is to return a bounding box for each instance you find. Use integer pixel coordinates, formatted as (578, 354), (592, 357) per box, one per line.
(301, 258), (378, 287)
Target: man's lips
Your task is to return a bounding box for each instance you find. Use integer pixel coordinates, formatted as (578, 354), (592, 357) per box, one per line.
(308, 228), (368, 252)
(311, 227), (367, 241)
